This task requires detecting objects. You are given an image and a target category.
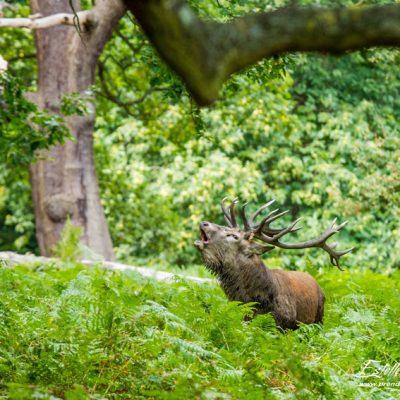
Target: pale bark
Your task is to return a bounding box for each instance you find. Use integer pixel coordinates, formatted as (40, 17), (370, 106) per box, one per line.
(0, 10), (91, 28)
(126, 0), (400, 105)
(0, 53), (7, 71)
(29, 0), (126, 259)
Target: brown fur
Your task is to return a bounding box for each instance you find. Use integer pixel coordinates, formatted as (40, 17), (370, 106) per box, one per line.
(195, 222), (325, 330)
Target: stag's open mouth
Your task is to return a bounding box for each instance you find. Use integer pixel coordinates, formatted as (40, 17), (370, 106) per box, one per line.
(194, 228), (210, 250)
(200, 228), (210, 244)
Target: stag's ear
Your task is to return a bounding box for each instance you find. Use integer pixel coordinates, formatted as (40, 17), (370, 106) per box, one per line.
(245, 242), (275, 257)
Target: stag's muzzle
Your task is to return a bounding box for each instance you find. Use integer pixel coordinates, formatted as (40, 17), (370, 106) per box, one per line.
(194, 221), (211, 250)
(194, 239), (205, 250)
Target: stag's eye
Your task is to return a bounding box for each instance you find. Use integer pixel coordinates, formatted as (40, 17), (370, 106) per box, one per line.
(227, 234), (239, 240)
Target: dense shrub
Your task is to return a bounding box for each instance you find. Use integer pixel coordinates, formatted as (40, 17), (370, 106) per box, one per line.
(95, 48), (400, 270)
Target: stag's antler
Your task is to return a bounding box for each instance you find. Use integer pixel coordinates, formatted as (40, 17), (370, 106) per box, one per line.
(223, 198), (353, 270)
(221, 197), (239, 228)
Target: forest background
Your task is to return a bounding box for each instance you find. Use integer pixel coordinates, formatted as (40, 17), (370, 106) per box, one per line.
(1, 0), (399, 273)
(1, 0), (400, 398)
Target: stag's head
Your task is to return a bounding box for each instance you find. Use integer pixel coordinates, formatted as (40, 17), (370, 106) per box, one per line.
(194, 198), (353, 271)
(195, 221), (273, 270)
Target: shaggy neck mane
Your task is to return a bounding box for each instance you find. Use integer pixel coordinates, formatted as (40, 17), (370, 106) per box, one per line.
(205, 254), (276, 310)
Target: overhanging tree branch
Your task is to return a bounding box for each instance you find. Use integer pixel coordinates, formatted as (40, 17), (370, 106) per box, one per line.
(0, 10), (93, 29)
(124, 0), (400, 105)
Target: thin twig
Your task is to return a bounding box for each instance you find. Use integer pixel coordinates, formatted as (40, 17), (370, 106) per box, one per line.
(97, 59), (170, 109)
(115, 27), (144, 53)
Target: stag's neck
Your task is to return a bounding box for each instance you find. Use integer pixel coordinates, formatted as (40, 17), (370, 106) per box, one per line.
(217, 256), (276, 308)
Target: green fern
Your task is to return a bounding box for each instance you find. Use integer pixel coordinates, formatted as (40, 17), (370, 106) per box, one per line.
(0, 263), (399, 399)
(52, 218), (82, 262)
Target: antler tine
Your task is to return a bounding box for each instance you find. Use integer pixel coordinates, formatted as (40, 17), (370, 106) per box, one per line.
(250, 200), (275, 225)
(221, 197), (232, 226)
(335, 220), (348, 231)
(221, 197), (352, 268)
(271, 218), (302, 240)
(229, 198), (239, 228)
(255, 214), (275, 235)
(290, 226), (303, 233)
(255, 209), (291, 236)
(241, 200), (291, 236)
(221, 197), (239, 228)
(240, 202), (251, 231)
(323, 244), (354, 270)
(266, 210), (289, 232)
(265, 209), (290, 224)
(251, 211), (353, 268)
(253, 209), (285, 234)
(240, 200), (282, 234)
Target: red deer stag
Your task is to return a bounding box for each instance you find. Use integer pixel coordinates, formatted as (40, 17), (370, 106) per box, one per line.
(194, 198), (353, 330)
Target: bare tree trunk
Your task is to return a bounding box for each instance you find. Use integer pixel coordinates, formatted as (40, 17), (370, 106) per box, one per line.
(29, 0), (125, 259)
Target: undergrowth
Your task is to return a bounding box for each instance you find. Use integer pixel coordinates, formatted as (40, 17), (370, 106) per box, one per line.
(0, 262), (399, 399)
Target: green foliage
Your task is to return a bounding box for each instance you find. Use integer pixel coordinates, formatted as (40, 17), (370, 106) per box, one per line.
(0, 1), (36, 87)
(0, 168), (35, 253)
(60, 91), (91, 117)
(0, 0), (399, 273)
(94, 44), (400, 270)
(0, 73), (72, 166)
(0, 72), (75, 254)
(0, 262), (399, 398)
(0, 1), (399, 397)
(52, 219), (82, 262)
